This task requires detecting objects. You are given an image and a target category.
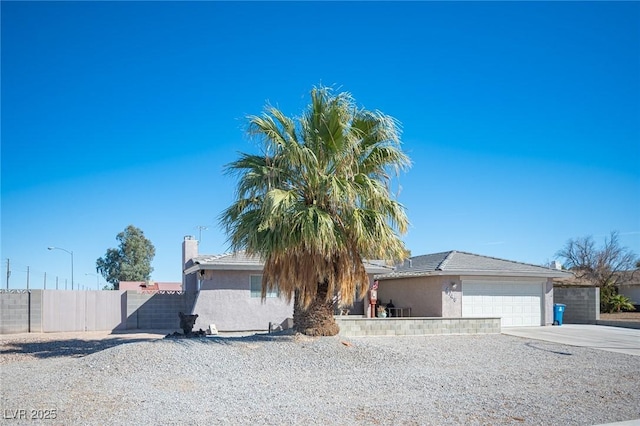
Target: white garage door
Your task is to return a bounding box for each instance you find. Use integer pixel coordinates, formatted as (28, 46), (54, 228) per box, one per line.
(462, 281), (542, 327)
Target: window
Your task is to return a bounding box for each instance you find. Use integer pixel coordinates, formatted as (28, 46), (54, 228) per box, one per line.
(250, 275), (279, 298)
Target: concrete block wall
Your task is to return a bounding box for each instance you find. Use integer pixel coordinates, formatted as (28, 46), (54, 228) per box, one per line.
(1, 290), (196, 334)
(41, 290), (126, 332)
(0, 291), (28, 334)
(553, 287), (600, 324)
(1, 290), (31, 334)
(126, 291), (197, 330)
(336, 317), (501, 337)
(0, 290), (42, 334)
(29, 290), (43, 332)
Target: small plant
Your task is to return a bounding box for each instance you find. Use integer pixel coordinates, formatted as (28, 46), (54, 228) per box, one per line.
(377, 305), (387, 318)
(607, 294), (636, 313)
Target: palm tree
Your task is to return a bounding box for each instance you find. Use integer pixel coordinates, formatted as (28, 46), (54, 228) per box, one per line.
(220, 86), (411, 336)
(607, 294), (636, 313)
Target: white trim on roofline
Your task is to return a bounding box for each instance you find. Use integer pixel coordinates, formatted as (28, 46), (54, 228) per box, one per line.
(184, 261), (392, 276)
(184, 263), (264, 275)
(376, 269), (572, 280)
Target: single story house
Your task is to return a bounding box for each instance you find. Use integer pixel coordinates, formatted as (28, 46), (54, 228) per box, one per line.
(374, 251), (572, 327)
(181, 236), (572, 330)
(181, 236), (392, 331)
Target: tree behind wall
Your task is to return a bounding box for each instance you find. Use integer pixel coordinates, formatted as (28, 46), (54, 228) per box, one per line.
(96, 225), (156, 290)
(556, 231), (638, 312)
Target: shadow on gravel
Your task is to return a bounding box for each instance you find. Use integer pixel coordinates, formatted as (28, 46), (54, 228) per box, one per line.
(163, 331), (301, 347)
(0, 337), (158, 360)
(524, 341), (573, 356)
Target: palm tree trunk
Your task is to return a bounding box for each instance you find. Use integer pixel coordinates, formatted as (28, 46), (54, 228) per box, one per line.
(293, 284), (339, 336)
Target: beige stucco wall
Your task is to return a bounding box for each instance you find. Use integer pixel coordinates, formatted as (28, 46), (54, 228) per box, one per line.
(377, 276), (446, 317)
(192, 270), (293, 331)
(545, 279), (554, 325)
(377, 275), (553, 323)
(441, 277), (462, 317)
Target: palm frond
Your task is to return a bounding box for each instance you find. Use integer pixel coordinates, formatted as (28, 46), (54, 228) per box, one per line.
(220, 85), (411, 309)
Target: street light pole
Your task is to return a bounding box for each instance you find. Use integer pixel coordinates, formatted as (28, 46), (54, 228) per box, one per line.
(85, 273), (100, 290)
(48, 247), (74, 290)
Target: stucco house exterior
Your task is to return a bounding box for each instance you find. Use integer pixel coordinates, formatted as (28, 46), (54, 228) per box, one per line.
(374, 251), (572, 327)
(181, 236), (392, 332)
(181, 235), (572, 330)
(616, 272), (640, 308)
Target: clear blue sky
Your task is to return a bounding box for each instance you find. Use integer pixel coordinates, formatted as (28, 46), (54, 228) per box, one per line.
(2, 1), (639, 289)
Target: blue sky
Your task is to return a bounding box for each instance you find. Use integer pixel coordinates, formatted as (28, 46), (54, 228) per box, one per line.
(2, 1), (639, 289)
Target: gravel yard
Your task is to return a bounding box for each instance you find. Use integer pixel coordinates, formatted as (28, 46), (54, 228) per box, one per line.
(1, 331), (639, 425)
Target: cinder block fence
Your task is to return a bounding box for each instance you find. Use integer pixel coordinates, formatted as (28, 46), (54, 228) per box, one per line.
(0, 290), (42, 334)
(553, 287), (600, 324)
(0, 290), (196, 334)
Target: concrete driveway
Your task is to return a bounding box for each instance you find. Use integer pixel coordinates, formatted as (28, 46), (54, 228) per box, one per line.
(502, 324), (640, 356)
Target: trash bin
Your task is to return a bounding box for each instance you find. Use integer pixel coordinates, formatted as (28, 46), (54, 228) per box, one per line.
(553, 303), (566, 326)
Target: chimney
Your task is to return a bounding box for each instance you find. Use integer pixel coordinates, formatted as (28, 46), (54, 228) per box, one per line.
(550, 260), (562, 270)
(182, 236), (198, 292)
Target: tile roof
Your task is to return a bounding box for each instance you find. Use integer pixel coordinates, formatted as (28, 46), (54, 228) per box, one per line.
(554, 270), (640, 287)
(193, 252), (263, 267)
(376, 250), (573, 279)
(185, 251), (393, 275)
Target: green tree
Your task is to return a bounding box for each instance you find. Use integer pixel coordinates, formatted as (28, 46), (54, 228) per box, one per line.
(220, 86), (411, 336)
(96, 225), (156, 290)
(556, 231), (638, 312)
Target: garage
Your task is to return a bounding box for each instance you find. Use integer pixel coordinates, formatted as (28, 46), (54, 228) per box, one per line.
(375, 250), (570, 326)
(462, 280), (543, 327)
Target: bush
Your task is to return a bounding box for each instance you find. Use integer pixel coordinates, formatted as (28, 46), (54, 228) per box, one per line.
(600, 285), (616, 313)
(606, 294), (636, 313)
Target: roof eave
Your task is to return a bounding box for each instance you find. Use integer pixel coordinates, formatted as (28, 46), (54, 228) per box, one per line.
(364, 266), (395, 274)
(376, 270), (573, 280)
(184, 263), (264, 275)
(185, 263), (392, 276)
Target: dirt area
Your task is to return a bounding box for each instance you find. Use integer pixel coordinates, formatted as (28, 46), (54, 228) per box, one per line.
(599, 311), (640, 322)
(2, 314), (638, 364)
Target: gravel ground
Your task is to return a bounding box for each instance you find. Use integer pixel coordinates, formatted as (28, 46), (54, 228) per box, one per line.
(1, 332), (639, 425)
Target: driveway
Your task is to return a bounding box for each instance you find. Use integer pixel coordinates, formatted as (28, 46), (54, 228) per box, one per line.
(502, 324), (640, 356)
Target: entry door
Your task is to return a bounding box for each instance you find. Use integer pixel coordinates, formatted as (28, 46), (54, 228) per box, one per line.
(462, 281), (542, 327)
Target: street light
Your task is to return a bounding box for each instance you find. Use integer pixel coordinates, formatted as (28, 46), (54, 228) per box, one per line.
(48, 246), (74, 290)
(85, 273), (100, 290)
